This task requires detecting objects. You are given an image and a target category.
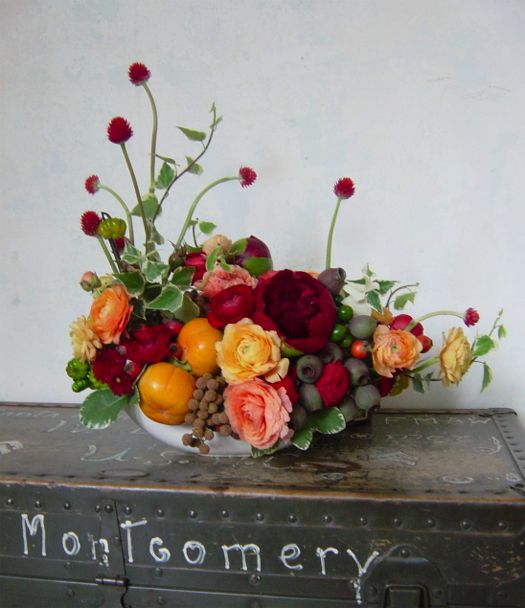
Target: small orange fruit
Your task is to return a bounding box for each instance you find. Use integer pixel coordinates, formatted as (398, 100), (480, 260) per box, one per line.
(177, 317), (223, 377)
(138, 362), (196, 425)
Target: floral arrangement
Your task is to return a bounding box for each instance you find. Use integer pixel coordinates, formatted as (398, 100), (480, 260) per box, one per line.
(68, 62), (506, 456)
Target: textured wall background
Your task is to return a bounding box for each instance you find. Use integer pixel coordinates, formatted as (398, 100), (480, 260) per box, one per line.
(1, 0), (523, 414)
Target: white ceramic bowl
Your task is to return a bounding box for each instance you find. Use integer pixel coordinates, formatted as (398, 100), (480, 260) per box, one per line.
(126, 403), (251, 456)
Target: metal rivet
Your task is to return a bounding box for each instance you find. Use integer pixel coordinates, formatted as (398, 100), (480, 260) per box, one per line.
(34, 500), (42, 508)
(497, 521), (507, 530)
(359, 516), (368, 526)
(393, 518), (402, 527)
(64, 502), (71, 510)
(255, 512), (264, 521)
(288, 514), (297, 523)
(124, 505), (132, 515)
(95, 504), (102, 513)
(64, 562), (72, 570)
(322, 514), (332, 524)
(426, 518), (436, 528)
(157, 596), (166, 605)
(104, 504), (113, 513)
(6, 498), (14, 506)
(497, 591), (507, 600)
(460, 520), (471, 530)
(249, 573), (261, 586)
(400, 548), (410, 558)
(155, 567), (163, 577)
(368, 585), (378, 598)
(67, 588), (75, 598)
(156, 508), (165, 517)
(188, 509), (197, 519)
(221, 509), (229, 518)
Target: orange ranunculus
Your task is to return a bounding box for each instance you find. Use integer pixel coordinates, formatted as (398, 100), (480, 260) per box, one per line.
(372, 324), (422, 378)
(224, 378), (292, 449)
(90, 284), (133, 345)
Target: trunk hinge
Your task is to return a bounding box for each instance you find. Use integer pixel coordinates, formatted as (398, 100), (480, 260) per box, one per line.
(96, 575), (129, 587)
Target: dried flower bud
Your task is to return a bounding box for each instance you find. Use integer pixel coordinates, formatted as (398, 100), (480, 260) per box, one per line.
(80, 271), (101, 292)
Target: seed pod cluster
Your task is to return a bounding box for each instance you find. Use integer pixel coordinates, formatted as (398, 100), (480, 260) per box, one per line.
(182, 372), (232, 454)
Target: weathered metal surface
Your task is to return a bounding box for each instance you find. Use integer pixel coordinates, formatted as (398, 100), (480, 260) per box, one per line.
(0, 402), (524, 607)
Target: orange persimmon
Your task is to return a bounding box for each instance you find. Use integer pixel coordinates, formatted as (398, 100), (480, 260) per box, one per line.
(177, 317), (223, 377)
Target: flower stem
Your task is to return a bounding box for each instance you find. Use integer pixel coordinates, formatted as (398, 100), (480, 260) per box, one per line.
(97, 237), (119, 273)
(100, 184), (135, 245)
(120, 143), (150, 243)
(411, 356), (439, 374)
(325, 197), (342, 269)
(143, 83), (158, 194)
(406, 310), (464, 332)
(175, 176), (238, 249)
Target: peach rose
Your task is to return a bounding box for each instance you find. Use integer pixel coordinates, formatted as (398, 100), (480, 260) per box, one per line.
(90, 284), (133, 345)
(372, 324), (422, 378)
(199, 265), (257, 298)
(216, 318), (289, 384)
(224, 378), (293, 449)
(439, 327), (472, 386)
(202, 234), (232, 256)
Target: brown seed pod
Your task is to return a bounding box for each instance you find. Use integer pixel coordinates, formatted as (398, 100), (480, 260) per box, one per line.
(204, 389), (217, 402)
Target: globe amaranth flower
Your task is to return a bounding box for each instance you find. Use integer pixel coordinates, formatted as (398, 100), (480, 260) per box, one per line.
(333, 177), (355, 199)
(128, 62), (151, 85)
(107, 117), (133, 144)
(239, 166), (257, 188)
(84, 175), (100, 194)
(464, 307), (480, 327)
(81, 210), (102, 236)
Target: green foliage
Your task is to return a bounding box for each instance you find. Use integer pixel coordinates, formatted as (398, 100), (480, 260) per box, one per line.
(155, 162), (175, 189)
(122, 243), (144, 265)
(376, 280), (397, 295)
(199, 220), (216, 235)
(310, 408), (346, 434)
(80, 389), (133, 429)
(185, 156), (204, 175)
(178, 126), (207, 142)
(115, 271), (145, 296)
(251, 443), (282, 458)
(146, 285), (183, 312)
(411, 374), (425, 393)
(132, 194), (159, 219)
(481, 363), (493, 392)
(394, 291), (416, 310)
(291, 427), (314, 451)
(173, 294), (200, 323)
(144, 261), (169, 283)
(205, 245), (222, 272)
(366, 290), (382, 312)
(170, 267), (195, 287)
(472, 335), (496, 357)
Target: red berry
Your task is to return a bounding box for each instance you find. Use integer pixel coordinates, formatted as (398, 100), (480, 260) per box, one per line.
(351, 339), (368, 359)
(390, 314), (423, 336)
(417, 335), (433, 353)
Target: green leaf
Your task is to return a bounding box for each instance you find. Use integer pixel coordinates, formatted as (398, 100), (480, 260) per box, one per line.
(131, 298), (146, 319)
(146, 285), (183, 312)
(473, 335), (496, 357)
(170, 266), (195, 287)
(80, 388), (130, 429)
(394, 292), (416, 310)
(310, 408), (346, 434)
(219, 260), (232, 272)
(155, 162), (175, 189)
(185, 156), (204, 175)
(291, 427), (314, 451)
(498, 325), (507, 339)
(347, 278), (366, 285)
(411, 374), (425, 393)
(122, 243), (144, 265)
(366, 290), (382, 312)
(229, 238), (247, 256)
(199, 220), (217, 235)
(363, 264), (374, 277)
(251, 443), (282, 458)
(206, 245), (221, 272)
(132, 194), (159, 220)
(146, 220), (164, 245)
(481, 363), (493, 392)
(144, 261), (168, 283)
(280, 342), (303, 357)
(155, 153), (178, 166)
(242, 257), (273, 277)
(114, 271), (145, 296)
(178, 126), (206, 142)
(376, 280), (397, 295)
(173, 294), (200, 323)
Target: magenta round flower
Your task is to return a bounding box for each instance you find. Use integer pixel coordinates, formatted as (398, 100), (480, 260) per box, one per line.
(128, 62), (151, 85)
(333, 177), (355, 199)
(239, 166), (257, 188)
(107, 117), (133, 144)
(84, 175), (100, 194)
(464, 308), (480, 327)
(80, 211), (102, 236)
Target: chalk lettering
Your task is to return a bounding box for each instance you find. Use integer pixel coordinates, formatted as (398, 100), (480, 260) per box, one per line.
(21, 514), (46, 557)
(222, 543), (261, 572)
(346, 549), (380, 604)
(62, 532), (81, 556)
(279, 543), (303, 570)
(81, 445), (131, 462)
(183, 541), (206, 566)
(87, 535), (110, 567)
(149, 537), (171, 563)
(316, 547), (339, 575)
(120, 518), (148, 563)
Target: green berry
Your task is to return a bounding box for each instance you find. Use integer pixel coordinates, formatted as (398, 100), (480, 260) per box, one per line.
(341, 335), (353, 349)
(330, 323), (347, 343)
(337, 304), (354, 322)
(348, 315), (378, 340)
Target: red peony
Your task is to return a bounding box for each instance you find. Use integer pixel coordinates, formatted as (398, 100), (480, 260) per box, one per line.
(253, 270), (336, 353)
(184, 251), (207, 283)
(464, 307), (480, 327)
(107, 117), (133, 144)
(208, 284), (256, 329)
(315, 361), (350, 407)
(92, 348), (134, 396)
(120, 323), (176, 365)
(272, 373), (299, 406)
(84, 175), (100, 194)
(333, 177), (355, 199)
(128, 62), (151, 85)
(239, 166), (257, 188)
(80, 210), (102, 236)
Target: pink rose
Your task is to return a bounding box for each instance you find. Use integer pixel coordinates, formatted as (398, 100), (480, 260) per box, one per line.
(199, 265), (258, 298)
(224, 378), (292, 449)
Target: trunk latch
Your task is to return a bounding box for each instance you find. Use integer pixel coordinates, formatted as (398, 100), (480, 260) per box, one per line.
(384, 585), (428, 608)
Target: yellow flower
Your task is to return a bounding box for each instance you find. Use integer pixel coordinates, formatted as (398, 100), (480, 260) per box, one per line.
(216, 318), (289, 384)
(70, 316), (102, 362)
(439, 327), (472, 386)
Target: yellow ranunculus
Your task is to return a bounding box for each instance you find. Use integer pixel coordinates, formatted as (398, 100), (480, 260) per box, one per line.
(216, 318), (289, 385)
(439, 327), (472, 386)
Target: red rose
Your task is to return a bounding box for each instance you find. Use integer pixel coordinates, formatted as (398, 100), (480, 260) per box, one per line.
(120, 323), (176, 365)
(184, 251), (207, 283)
(253, 270), (336, 353)
(208, 284), (255, 329)
(315, 362), (350, 408)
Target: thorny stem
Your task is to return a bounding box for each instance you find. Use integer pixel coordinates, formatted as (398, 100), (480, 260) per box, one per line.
(100, 184), (135, 245)
(120, 143), (150, 243)
(325, 197), (342, 269)
(143, 83), (158, 194)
